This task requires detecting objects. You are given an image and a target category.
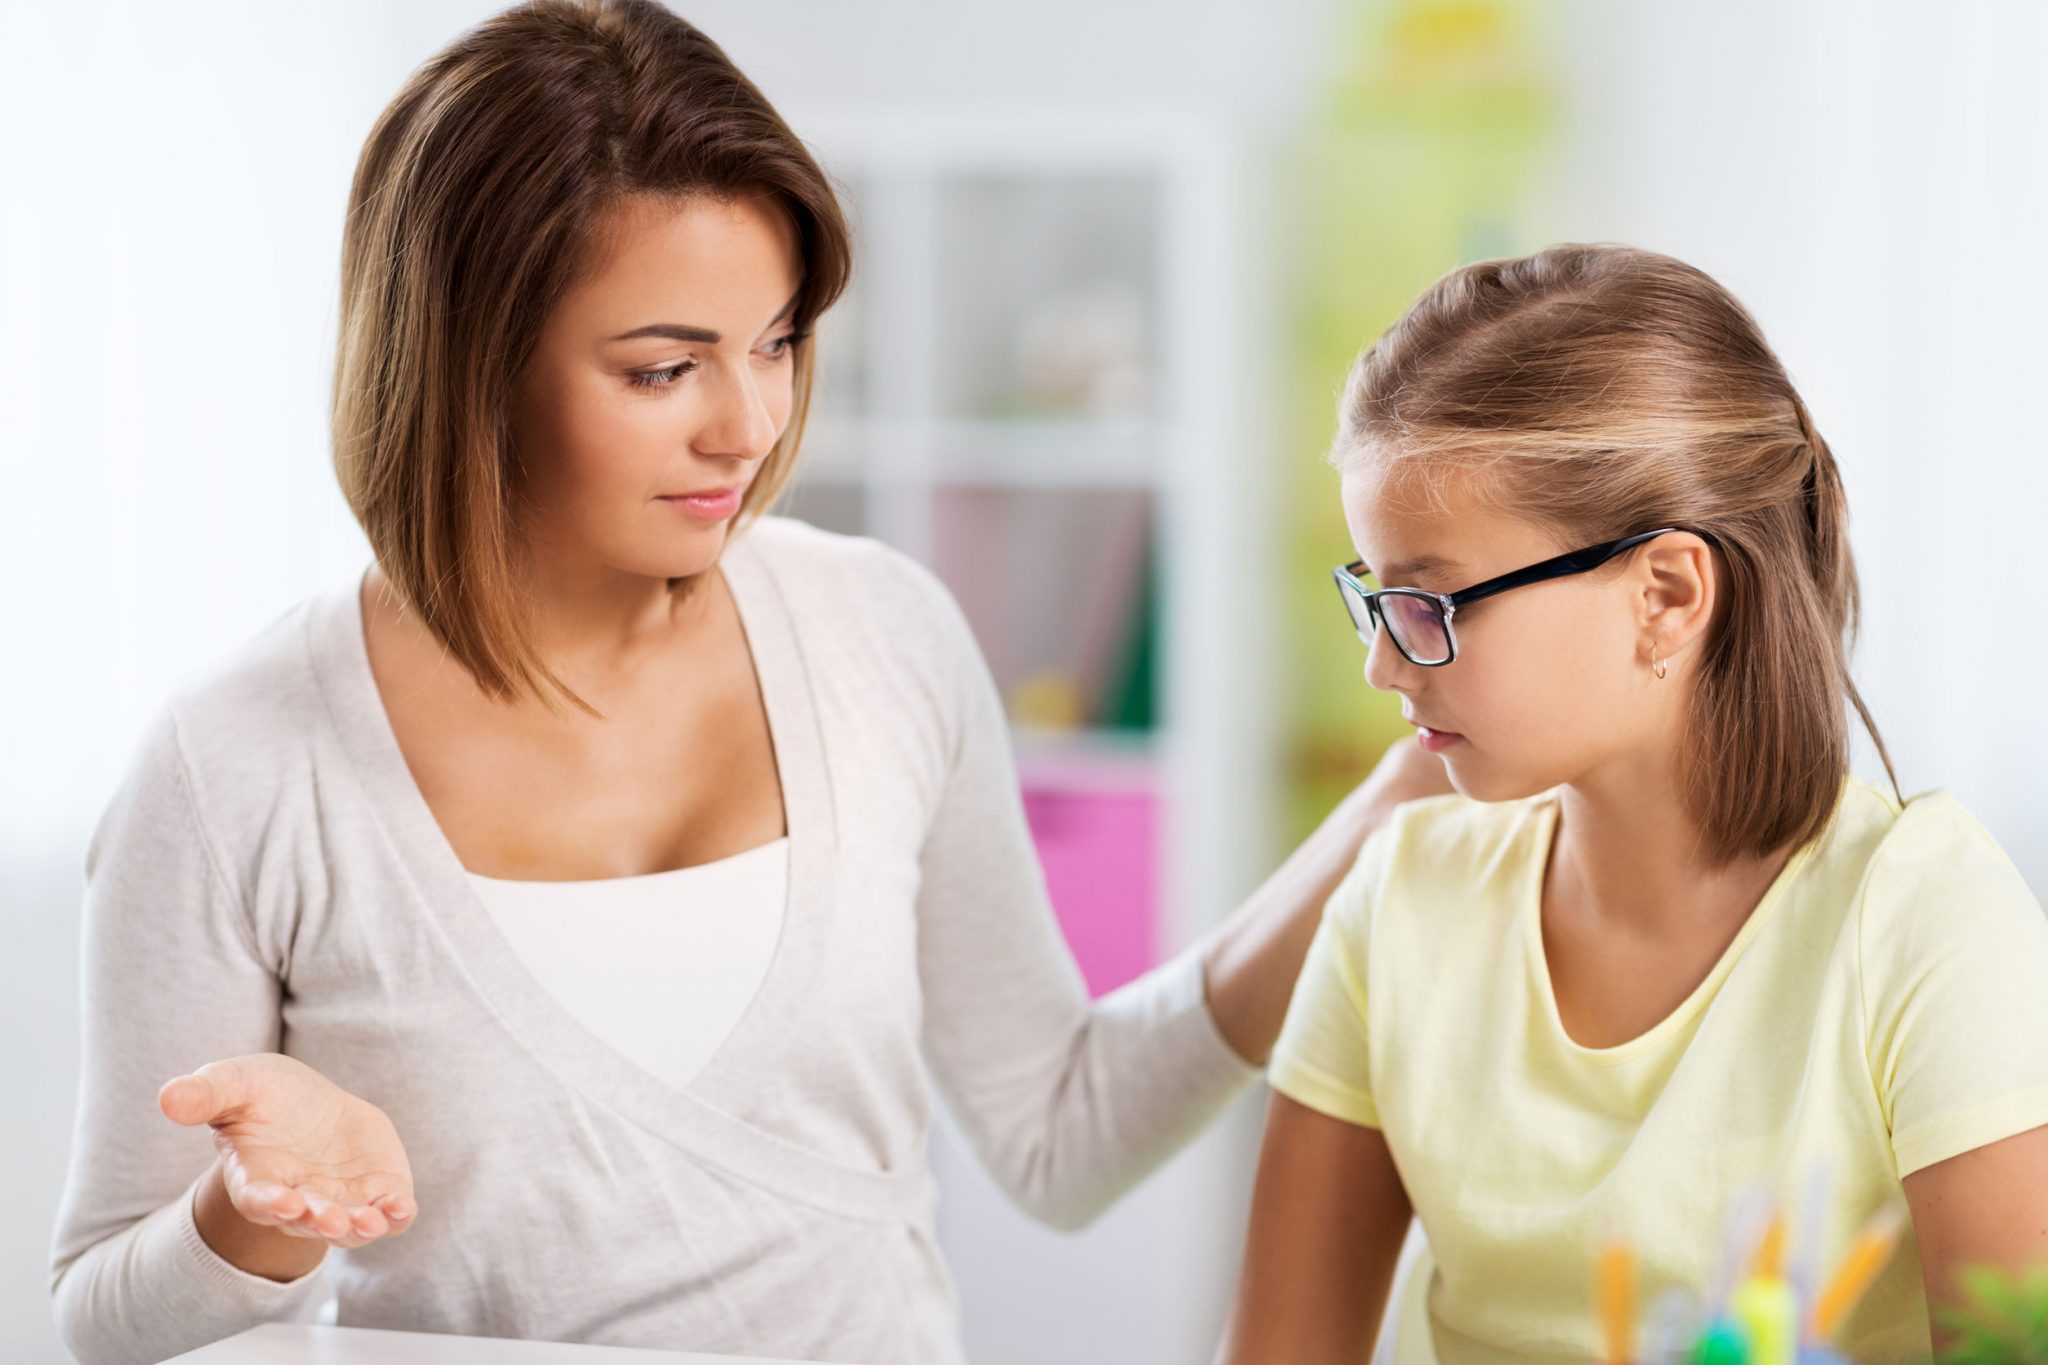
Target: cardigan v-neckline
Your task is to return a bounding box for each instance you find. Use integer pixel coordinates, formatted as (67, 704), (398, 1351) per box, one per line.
(306, 531), (917, 1223)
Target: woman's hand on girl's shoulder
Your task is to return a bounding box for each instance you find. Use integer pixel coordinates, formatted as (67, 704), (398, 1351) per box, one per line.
(1351, 736), (1456, 830)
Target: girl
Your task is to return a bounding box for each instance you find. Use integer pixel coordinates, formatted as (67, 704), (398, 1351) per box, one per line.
(1219, 245), (2048, 1363)
(46, 4), (1452, 1363)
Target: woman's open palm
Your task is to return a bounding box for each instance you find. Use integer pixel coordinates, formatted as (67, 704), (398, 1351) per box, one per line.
(159, 1053), (416, 1250)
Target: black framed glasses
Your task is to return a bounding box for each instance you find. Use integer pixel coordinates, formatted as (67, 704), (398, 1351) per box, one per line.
(1332, 528), (1701, 666)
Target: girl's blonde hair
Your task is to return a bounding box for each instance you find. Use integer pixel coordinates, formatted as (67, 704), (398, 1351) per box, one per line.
(1331, 244), (1896, 863)
(332, 0), (850, 714)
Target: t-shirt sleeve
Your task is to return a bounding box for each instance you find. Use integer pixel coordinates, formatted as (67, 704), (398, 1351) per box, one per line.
(1267, 826), (1393, 1130)
(1859, 791), (2048, 1178)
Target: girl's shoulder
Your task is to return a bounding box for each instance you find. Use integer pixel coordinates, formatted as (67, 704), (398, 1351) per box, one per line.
(1327, 789), (1556, 941)
(1830, 784), (2048, 1178)
(1831, 778), (2040, 940)
(1835, 777), (2009, 867)
(1375, 787), (1557, 873)
(1369, 779), (2032, 915)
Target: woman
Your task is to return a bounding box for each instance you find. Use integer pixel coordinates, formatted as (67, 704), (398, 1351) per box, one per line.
(48, 4), (1447, 1363)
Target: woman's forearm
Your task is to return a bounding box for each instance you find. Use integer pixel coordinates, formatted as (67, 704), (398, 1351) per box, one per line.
(1200, 790), (1384, 1067)
(1202, 738), (1447, 1067)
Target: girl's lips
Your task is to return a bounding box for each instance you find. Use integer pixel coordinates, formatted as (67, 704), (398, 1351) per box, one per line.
(1415, 726), (1464, 754)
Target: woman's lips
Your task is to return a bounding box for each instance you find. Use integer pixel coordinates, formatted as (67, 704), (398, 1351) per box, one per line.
(658, 487), (744, 521)
(1415, 725), (1464, 754)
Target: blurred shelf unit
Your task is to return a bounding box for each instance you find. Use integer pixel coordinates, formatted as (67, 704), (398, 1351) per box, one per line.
(781, 106), (1262, 1365)
(783, 109), (1251, 995)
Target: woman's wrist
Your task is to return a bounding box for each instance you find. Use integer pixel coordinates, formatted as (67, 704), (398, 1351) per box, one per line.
(191, 1157), (328, 1283)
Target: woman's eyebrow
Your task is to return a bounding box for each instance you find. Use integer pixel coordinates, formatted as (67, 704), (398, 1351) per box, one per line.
(611, 321), (720, 343)
(607, 290), (802, 345)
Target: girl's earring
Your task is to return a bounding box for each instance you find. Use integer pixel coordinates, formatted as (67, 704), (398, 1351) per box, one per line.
(1651, 643), (1668, 680)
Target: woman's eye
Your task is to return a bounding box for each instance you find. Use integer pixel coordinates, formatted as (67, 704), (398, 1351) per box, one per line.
(629, 360), (697, 389)
(760, 330), (809, 361)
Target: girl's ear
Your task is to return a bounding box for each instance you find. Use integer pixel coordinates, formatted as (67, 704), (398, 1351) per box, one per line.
(1636, 532), (1718, 663)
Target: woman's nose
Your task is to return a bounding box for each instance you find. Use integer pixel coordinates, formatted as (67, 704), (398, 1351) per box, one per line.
(697, 366), (781, 462)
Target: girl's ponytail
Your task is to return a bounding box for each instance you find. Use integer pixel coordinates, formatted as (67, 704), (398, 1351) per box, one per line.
(1793, 394), (1901, 799)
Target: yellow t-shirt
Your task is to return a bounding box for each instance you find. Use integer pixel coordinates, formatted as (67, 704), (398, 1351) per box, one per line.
(1269, 779), (2048, 1365)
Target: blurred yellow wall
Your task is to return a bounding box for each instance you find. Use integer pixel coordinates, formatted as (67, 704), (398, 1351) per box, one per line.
(1280, 0), (1556, 838)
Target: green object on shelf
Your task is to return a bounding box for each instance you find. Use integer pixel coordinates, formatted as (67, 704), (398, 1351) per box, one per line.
(1102, 548), (1157, 732)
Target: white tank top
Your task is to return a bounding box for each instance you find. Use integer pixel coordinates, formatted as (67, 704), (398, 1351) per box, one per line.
(466, 838), (790, 1094)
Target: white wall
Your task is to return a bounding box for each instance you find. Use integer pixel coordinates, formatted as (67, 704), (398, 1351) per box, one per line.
(1533, 0), (2048, 890)
(2, 7), (397, 1360)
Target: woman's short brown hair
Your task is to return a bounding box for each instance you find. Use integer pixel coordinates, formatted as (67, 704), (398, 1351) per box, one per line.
(331, 0), (850, 711)
(1331, 244), (1897, 863)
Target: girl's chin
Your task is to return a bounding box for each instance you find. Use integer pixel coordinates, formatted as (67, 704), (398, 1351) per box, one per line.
(1439, 752), (1555, 805)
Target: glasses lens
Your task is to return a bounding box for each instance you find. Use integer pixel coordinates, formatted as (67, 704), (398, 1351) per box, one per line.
(1382, 592), (1452, 664)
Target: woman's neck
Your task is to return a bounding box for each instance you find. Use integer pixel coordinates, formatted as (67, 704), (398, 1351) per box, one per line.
(365, 554), (719, 709)
(529, 573), (707, 678)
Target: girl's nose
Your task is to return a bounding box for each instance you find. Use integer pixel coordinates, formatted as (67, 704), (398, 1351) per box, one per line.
(1362, 620), (1421, 694)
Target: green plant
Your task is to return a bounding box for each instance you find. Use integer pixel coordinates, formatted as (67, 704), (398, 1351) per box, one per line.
(1935, 1265), (2048, 1365)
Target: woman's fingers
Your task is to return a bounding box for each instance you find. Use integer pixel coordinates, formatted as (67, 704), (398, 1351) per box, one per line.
(285, 1201), (388, 1248)
(299, 1194), (353, 1239)
(222, 1152), (416, 1244)
(375, 1193), (416, 1228)
(345, 1204), (390, 1239)
(156, 1076), (205, 1125)
(157, 1059), (254, 1127)
(240, 1184), (409, 1247)
(231, 1180), (306, 1226)
(157, 1073), (222, 1127)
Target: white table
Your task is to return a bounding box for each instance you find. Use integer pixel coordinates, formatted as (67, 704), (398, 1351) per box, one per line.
(165, 1324), (827, 1363)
